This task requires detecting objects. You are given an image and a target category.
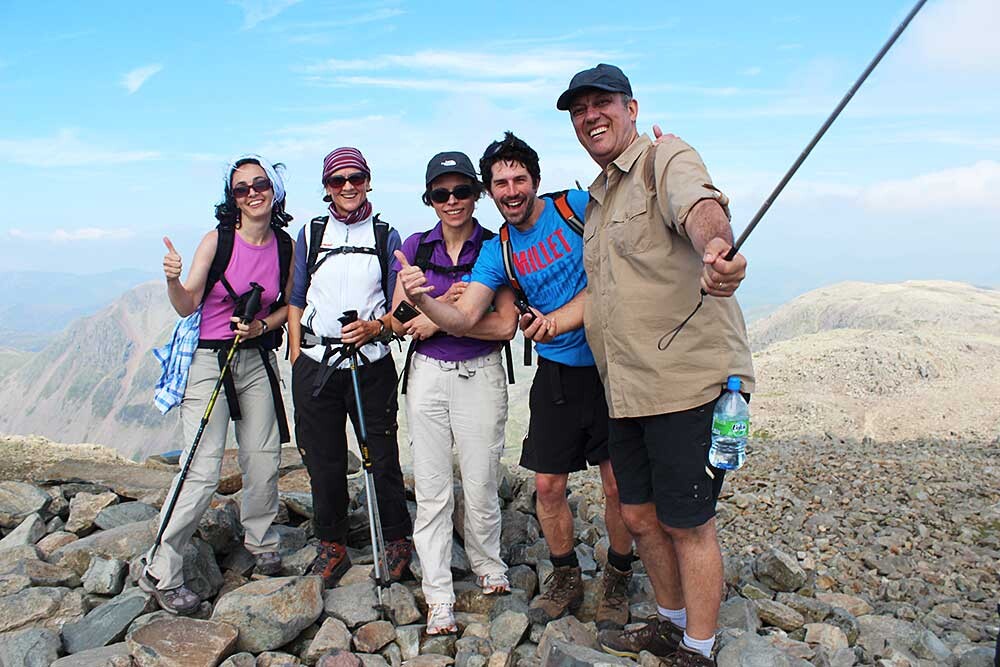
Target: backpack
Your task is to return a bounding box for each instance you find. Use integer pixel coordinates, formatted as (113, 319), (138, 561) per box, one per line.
(400, 227), (515, 393)
(203, 224), (293, 351)
(498, 190), (585, 366)
(304, 214), (392, 308)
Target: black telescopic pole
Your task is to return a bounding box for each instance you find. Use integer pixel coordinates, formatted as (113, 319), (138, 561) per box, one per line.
(725, 0), (929, 260)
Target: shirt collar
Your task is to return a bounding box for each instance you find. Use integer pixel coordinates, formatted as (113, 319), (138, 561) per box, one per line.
(426, 219), (484, 250)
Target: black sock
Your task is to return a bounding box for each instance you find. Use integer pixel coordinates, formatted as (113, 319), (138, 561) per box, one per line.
(607, 548), (634, 572)
(550, 550), (579, 568)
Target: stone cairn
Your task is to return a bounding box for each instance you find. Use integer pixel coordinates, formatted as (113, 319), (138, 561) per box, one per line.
(0, 437), (997, 667)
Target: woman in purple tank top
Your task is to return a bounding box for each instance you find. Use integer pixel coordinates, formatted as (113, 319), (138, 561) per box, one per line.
(140, 155), (296, 616)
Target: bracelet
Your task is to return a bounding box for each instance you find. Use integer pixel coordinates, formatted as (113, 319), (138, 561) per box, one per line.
(259, 319), (268, 335)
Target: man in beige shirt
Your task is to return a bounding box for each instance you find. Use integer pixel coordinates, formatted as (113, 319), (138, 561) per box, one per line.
(556, 64), (755, 666)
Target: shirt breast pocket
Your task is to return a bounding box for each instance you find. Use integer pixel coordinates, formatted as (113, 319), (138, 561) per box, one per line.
(609, 204), (653, 256)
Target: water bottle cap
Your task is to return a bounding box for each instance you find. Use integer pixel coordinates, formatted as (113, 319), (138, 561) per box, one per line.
(726, 375), (742, 392)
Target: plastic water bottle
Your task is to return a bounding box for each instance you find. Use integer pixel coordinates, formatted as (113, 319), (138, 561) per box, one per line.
(709, 375), (749, 470)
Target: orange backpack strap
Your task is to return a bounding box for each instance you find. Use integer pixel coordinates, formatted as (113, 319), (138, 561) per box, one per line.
(552, 192), (585, 236)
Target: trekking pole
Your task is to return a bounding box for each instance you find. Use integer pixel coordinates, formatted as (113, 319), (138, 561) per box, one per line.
(339, 310), (391, 611)
(659, 0), (928, 351)
(148, 282), (265, 565)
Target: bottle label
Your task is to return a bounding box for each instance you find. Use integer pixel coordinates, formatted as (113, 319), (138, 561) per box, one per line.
(713, 418), (748, 438)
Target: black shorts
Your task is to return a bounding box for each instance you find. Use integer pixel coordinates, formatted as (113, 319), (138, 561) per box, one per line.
(519, 358), (610, 474)
(609, 395), (742, 529)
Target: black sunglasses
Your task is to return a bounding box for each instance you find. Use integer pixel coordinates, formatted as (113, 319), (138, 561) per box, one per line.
(429, 185), (476, 203)
(231, 177), (272, 199)
(324, 172), (368, 190)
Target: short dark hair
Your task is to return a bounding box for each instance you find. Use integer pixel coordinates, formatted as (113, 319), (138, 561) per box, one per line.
(214, 157), (293, 229)
(421, 175), (485, 206)
(479, 131), (540, 193)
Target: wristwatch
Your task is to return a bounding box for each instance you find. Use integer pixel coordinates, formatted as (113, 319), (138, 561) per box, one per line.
(259, 319), (269, 335)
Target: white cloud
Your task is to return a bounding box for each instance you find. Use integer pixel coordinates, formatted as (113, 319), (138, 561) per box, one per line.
(230, 0), (301, 29)
(9, 227), (136, 242)
(862, 160), (1000, 212)
(0, 129), (160, 167)
(280, 7), (404, 31)
(908, 0), (1000, 72)
(307, 75), (544, 97)
(121, 64), (163, 94)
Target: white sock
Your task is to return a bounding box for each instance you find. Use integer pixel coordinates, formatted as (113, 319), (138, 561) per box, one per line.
(682, 632), (715, 658)
(657, 606), (686, 629)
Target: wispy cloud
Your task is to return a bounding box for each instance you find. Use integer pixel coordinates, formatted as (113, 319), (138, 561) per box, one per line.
(9, 227), (136, 242)
(279, 7), (404, 32)
(305, 75), (544, 97)
(231, 0), (302, 30)
(862, 160), (1000, 212)
(0, 129), (160, 167)
(121, 64), (163, 94)
(907, 0), (1000, 73)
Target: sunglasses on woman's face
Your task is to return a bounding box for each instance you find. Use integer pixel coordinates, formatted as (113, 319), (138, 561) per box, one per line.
(231, 177), (272, 199)
(429, 184), (475, 203)
(324, 172), (368, 191)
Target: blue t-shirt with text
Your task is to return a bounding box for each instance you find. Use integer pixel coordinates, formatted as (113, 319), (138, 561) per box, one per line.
(471, 189), (594, 367)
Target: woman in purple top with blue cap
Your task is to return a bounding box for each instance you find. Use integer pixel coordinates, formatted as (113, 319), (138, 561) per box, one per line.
(389, 151), (518, 635)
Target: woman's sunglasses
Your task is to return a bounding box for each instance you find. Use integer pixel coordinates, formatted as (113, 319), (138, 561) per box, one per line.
(324, 172), (368, 191)
(429, 185), (475, 203)
(231, 177), (272, 199)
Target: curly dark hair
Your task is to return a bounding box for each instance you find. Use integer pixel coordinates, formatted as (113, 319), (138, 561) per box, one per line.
(421, 175), (485, 206)
(214, 157), (293, 229)
(478, 131), (541, 193)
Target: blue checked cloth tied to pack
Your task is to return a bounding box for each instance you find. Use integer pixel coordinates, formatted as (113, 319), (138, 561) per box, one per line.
(152, 308), (202, 414)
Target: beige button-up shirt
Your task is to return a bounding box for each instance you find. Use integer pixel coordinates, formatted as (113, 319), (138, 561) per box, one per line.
(583, 133), (755, 418)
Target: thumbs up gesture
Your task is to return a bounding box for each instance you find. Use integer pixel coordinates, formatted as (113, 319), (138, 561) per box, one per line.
(162, 237), (183, 281)
(394, 250), (435, 305)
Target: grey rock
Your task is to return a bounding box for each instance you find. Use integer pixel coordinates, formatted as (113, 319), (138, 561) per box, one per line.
(716, 632), (802, 667)
(718, 597), (761, 633)
(383, 641), (403, 667)
(0, 513), (46, 550)
(814, 593), (873, 617)
(455, 636), (492, 667)
(212, 575), (324, 653)
(282, 544), (318, 576)
(256, 652), (303, 667)
(0, 627), (61, 667)
(36, 531), (78, 558)
(754, 598), (806, 632)
(61, 587), (155, 654)
(4, 558), (80, 587)
(384, 582), (422, 626)
(305, 617), (353, 664)
(65, 491), (119, 535)
(824, 607), (860, 645)
(274, 524), (309, 553)
(180, 536), (225, 600)
(126, 616), (239, 667)
(317, 649), (363, 667)
(281, 491), (315, 519)
(957, 647), (995, 667)
(508, 565), (537, 598)
(94, 502), (158, 530)
(82, 556), (127, 595)
(539, 640), (632, 667)
(0, 482), (51, 529)
(324, 581), (380, 628)
(46, 515), (66, 533)
(403, 655), (454, 667)
(451, 540), (471, 576)
(489, 610), (530, 650)
(0, 573), (30, 597)
(574, 544), (597, 576)
(420, 633), (458, 657)
(911, 629), (952, 663)
(354, 620), (397, 653)
(51, 519), (155, 576)
(803, 623), (849, 651)
(499, 511), (539, 554)
(855, 614), (921, 655)
(0, 545), (39, 572)
(776, 593), (834, 624)
(46, 486), (69, 518)
(50, 642), (132, 667)
(537, 616), (599, 662)
(0, 586), (85, 634)
(220, 653), (258, 667)
(358, 653), (392, 667)
(753, 548), (806, 593)
(395, 625), (424, 661)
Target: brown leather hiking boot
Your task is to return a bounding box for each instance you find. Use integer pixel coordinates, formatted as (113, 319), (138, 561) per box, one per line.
(595, 563), (632, 630)
(384, 538), (413, 582)
(309, 541), (351, 588)
(599, 616), (683, 659)
(660, 643), (716, 666)
(527, 565), (584, 624)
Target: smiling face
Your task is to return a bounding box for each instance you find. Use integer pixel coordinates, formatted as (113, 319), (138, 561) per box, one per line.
(487, 160), (540, 230)
(569, 89), (639, 169)
(429, 173), (477, 230)
(231, 163), (274, 221)
(324, 167), (370, 217)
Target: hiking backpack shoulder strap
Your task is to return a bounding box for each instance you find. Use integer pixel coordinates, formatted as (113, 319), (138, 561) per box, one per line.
(373, 215), (391, 308)
(303, 215), (330, 298)
(412, 230), (434, 271)
(273, 227), (293, 308)
(540, 189), (585, 236)
(203, 225), (238, 301)
(498, 223), (528, 303)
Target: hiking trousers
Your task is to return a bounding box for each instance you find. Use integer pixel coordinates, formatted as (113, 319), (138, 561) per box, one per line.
(407, 350), (508, 604)
(146, 347), (282, 590)
(292, 353), (412, 544)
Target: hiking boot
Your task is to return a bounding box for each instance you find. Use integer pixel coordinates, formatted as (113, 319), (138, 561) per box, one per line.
(384, 538), (413, 582)
(595, 563), (632, 630)
(660, 643), (716, 666)
(138, 570), (200, 616)
(599, 616), (683, 659)
(254, 551), (282, 576)
(527, 565), (584, 624)
(426, 603), (458, 635)
(309, 541), (351, 588)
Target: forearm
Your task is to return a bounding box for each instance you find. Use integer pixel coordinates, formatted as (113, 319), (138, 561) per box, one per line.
(263, 305), (288, 330)
(287, 306), (303, 351)
(465, 310), (517, 341)
(684, 199), (733, 255)
(166, 279), (198, 317)
(547, 289), (585, 334)
(416, 295), (479, 337)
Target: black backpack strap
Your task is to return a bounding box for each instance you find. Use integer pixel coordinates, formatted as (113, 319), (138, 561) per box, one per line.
(273, 228), (293, 307)
(373, 215), (391, 309)
(203, 226), (236, 302)
(304, 216), (330, 296)
(413, 230), (434, 271)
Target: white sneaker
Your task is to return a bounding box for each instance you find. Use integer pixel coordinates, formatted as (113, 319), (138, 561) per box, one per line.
(426, 603), (458, 635)
(478, 572), (511, 595)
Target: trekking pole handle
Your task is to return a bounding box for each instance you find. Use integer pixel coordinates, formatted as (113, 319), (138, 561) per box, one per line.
(242, 282), (265, 324)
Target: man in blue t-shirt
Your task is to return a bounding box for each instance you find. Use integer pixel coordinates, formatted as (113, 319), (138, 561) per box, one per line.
(396, 132), (635, 629)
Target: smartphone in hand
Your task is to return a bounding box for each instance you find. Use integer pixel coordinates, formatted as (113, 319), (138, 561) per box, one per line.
(393, 301), (421, 324)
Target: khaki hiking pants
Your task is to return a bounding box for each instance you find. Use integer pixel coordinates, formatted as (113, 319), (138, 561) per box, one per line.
(407, 350), (508, 604)
(146, 347), (282, 590)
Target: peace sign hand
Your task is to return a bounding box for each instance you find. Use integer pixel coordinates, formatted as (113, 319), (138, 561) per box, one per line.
(394, 250), (435, 305)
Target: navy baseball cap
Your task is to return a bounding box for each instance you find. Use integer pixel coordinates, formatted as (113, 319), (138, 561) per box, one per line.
(425, 151), (477, 186)
(556, 63), (633, 111)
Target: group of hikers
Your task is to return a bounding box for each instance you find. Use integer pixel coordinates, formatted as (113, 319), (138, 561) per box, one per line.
(148, 63), (754, 667)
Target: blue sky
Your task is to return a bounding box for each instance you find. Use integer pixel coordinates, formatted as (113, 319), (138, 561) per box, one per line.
(1, 0), (997, 309)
